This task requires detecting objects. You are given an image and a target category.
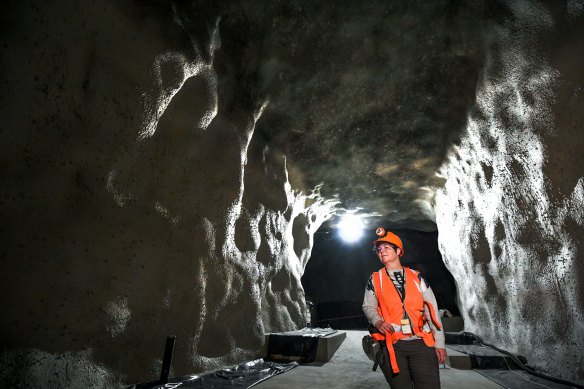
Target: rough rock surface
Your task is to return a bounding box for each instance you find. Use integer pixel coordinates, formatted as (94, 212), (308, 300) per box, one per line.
(0, 1), (336, 386)
(1, 0), (583, 387)
(435, 2), (584, 384)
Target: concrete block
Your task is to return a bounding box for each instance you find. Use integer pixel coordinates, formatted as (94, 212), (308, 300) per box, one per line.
(315, 331), (347, 362)
(446, 346), (473, 370)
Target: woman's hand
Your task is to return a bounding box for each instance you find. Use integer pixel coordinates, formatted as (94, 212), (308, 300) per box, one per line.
(375, 319), (394, 334)
(435, 348), (447, 364)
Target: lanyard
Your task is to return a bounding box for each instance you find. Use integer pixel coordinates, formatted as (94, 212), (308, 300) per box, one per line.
(387, 269), (411, 323)
(388, 269), (406, 302)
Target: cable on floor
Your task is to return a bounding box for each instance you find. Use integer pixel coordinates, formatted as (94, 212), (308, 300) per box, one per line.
(461, 331), (584, 389)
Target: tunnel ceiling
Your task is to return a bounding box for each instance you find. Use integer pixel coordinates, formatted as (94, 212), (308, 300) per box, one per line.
(174, 0), (491, 227)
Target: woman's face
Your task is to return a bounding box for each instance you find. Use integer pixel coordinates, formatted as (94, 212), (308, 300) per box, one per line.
(376, 243), (401, 266)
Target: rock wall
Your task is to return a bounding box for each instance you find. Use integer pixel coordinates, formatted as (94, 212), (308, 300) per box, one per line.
(435, 2), (584, 384)
(3, 0), (584, 386)
(0, 1), (335, 386)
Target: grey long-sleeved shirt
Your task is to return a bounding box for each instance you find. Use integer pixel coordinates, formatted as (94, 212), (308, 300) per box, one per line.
(362, 268), (445, 349)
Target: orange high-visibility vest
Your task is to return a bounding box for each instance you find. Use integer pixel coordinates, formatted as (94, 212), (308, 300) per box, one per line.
(370, 267), (442, 374)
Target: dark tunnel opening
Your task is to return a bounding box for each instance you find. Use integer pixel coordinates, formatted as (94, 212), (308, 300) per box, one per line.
(301, 223), (460, 330)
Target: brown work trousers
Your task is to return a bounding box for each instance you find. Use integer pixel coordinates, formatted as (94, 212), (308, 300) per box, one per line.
(379, 339), (441, 389)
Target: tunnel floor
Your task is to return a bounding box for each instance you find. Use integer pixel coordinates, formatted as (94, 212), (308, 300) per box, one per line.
(255, 330), (502, 388)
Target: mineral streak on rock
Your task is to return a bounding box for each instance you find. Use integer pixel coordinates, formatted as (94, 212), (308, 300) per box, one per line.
(435, 2), (584, 383)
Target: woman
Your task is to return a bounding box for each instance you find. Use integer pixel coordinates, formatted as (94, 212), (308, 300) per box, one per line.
(362, 227), (447, 388)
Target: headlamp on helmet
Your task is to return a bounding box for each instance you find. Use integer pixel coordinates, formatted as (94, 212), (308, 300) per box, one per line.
(372, 227), (404, 257)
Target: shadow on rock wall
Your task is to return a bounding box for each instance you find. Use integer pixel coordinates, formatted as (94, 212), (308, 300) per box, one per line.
(0, 1), (336, 386)
(435, 1), (584, 385)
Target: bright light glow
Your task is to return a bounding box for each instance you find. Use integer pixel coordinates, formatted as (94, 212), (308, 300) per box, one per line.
(337, 215), (364, 243)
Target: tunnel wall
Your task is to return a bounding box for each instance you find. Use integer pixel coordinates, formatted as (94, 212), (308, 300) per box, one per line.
(0, 1), (336, 386)
(435, 2), (584, 384)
